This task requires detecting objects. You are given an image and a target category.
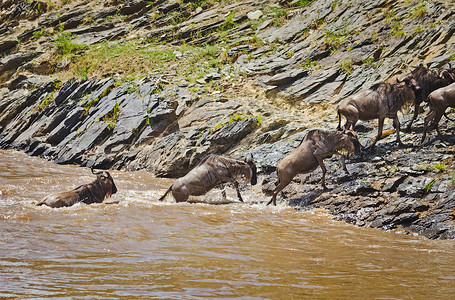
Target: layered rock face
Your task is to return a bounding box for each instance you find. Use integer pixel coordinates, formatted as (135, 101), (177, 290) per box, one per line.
(0, 0), (454, 238)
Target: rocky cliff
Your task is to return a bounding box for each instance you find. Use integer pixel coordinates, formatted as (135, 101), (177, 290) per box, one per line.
(0, 0), (454, 238)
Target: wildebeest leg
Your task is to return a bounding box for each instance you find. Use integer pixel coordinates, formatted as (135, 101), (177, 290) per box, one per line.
(432, 111), (444, 137)
(371, 117), (385, 148)
(217, 175), (244, 202)
(233, 181), (244, 202)
(393, 116), (404, 147)
(340, 155), (349, 174)
(406, 102), (419, 131)
(267, 177), (292, 206)
(315, 156), (328, 190)
(421, 110), (436, 144)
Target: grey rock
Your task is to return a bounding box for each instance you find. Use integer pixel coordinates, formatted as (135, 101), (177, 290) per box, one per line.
(247, 10), (263, 20)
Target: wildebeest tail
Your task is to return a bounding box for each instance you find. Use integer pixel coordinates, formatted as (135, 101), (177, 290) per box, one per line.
(158, 184), (173, 201)
(337, 109), (342, 131)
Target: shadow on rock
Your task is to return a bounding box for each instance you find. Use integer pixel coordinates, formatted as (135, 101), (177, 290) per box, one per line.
(288, 188), (330, 208)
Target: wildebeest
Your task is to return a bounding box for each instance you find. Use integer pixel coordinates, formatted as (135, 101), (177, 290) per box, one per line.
(337, 79), (420, 148)
(421, 82), (455, 143)
(400, 66), (455, 130)
(36, 168), (118, 208)
(266, 129), (361, 206)
(158, 154), (257, 203)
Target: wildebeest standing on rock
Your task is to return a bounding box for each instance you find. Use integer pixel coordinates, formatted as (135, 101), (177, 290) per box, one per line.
(159, 154), (257, 203)
(401, 65), (455, 130)
(337, 79), (421, 148)
(421, 82), (455, 143)
(267, 129), (361, 206)
(36, 168), (118, 208)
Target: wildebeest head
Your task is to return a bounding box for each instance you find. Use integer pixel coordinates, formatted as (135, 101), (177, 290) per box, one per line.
(398, 65), (455, 103)
(440, 69), (455, 82)
(91, 168), (118, 195)
(244, 154), (257, 185)
(397, 76), (422, 102)
(339, 129), (362, 156)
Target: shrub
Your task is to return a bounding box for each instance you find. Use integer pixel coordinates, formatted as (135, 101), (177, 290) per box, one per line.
(339, 59), (353, 74)
(53, 28), (86, 56)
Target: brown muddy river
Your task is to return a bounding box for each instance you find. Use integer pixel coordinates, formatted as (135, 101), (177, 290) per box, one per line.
(1, 150), (454, 299)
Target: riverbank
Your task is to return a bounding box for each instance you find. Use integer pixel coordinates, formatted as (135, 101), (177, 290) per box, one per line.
(0, 0), (454, 238)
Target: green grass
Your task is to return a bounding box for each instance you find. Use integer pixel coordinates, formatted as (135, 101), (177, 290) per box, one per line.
(53, 28), (86, 56)
(300, 58), (317, 69)
(339, 59), (353, 74)
(189, 0), (220, 9)
(38, 92), (55, 111)
(411, 2), (428, 19)
(433, 162), (445, 171)
(103, 103), (120, 130)
(82, 86), (112, 115)
(362, 57), (375, 65)
(32, 28), (47, 40)
(390, 21), (405, 37)
(323, 22), (350, 51)
(210, 113), (262, 134)
(60, 40), (226, 83)
(424, 179), (435, 193)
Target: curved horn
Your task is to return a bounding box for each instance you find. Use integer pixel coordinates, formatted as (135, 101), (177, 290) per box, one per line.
(91, 167), (103, 175)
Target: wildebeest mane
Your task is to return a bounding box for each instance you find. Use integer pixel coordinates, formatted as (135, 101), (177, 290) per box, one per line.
(195, 154), (254, 181)
(195, 154), (217, 167)
(368, 82), (414, 113)
(369, 82), (386, 92)
(73, 179), (113, 204)
(410, 66), (452, 102)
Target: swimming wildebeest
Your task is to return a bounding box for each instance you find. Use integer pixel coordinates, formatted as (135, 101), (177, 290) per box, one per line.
(337, 79), (421, 148)
(421, 82), (455, 143)
(400, 66), (455, 130)
(266, 129), (361, 206)
(36, 168), (118, 208)
(158, 154), (257, 203)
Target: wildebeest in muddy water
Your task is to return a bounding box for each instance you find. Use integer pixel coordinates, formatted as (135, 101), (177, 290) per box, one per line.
(159, 154), (257, 203)
(36, 168), (118, 208)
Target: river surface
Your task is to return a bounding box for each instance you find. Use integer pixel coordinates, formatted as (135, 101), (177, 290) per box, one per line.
(1, 150), (454, 299)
